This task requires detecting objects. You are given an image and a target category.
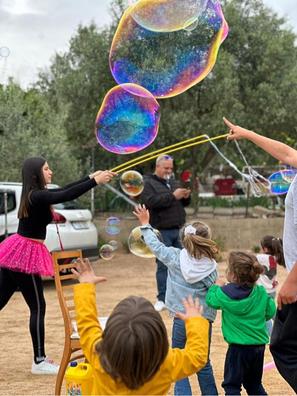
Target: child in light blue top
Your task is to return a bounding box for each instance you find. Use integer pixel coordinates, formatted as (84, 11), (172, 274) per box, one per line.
(134, 205), (218, 396)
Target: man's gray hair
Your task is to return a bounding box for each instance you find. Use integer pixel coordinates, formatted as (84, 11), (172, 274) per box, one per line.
(156, 154), (173, 165)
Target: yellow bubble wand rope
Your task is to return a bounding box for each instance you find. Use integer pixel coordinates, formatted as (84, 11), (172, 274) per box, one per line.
(111, 133), (228, 174)
(111, 133), (209, 173)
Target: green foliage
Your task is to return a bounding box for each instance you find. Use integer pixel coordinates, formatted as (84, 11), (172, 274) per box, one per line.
(252, 245), (261, 253)
(0, 82), (79, 185)
(198, 195), (273, 208)
(38, 23), (115, 170)
(1, 0), (297, 201)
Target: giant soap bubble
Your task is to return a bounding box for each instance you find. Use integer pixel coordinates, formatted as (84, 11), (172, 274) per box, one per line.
(131, 0), (208, 33)
(95, 83), (160, 154)
(110, 0), (229, 98)
(128, 226), (161, 258)
(120, 170), (144, 196)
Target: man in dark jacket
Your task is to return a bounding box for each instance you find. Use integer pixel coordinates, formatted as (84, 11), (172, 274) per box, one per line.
(140, 154), (191, 311)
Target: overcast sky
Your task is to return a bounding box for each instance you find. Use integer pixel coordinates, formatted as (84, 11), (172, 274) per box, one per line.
(0, 0), (296, 88)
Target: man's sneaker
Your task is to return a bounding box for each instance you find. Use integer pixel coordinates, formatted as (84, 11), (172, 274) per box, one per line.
(154, 300), (166, 312)
(31, 357), (59, 375)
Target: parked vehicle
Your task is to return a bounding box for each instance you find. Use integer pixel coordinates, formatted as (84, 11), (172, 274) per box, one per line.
(0, 182), (98, 257)
(213, 177), (237, 196)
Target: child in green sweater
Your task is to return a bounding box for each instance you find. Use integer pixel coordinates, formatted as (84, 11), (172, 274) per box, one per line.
(206, 251), (276, 395)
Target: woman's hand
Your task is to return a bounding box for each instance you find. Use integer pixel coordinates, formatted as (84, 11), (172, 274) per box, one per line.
(94, 170), (116, 184)
(89, 170), (102, 179)
(175, 295), (203, 321)
(223, 117), (253, 141)
(71, 258), (107, 284)
(133, 204), (150, 225)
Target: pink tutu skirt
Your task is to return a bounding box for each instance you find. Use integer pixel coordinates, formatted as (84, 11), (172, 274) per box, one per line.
(0, 234), (54, 276)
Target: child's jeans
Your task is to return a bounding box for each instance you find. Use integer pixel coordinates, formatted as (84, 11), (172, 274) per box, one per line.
(266, 292), (276, 337)
(172, 317), (218, 396)
(222, 344), (267, 395)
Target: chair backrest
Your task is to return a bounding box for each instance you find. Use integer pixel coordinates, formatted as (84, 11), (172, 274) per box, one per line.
(53, 250), (83, 339)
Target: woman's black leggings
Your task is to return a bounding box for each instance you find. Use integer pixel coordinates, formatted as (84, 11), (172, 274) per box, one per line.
(0, 268), (46, 362)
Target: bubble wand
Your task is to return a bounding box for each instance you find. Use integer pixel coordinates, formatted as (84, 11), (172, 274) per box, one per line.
(111, 133), (210, 173)
(111, 133), (228, 173)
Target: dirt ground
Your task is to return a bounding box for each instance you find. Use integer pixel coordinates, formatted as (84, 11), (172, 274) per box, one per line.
(0, 251), (294, 395)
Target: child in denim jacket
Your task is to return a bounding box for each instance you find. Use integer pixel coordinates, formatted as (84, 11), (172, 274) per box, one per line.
(134, 204), (218, 396)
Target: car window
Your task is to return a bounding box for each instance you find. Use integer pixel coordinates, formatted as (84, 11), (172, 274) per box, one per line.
(53, 200), (82, 210)
(0, 191), (16, 214)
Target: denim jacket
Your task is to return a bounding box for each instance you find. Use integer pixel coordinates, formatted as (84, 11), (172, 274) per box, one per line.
(141, 225), (217, 322)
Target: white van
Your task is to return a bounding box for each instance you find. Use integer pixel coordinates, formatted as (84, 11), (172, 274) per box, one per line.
(0, 182), (98, 256)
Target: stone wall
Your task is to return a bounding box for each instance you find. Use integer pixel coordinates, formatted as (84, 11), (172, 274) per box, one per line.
(94, 214), (284, 251)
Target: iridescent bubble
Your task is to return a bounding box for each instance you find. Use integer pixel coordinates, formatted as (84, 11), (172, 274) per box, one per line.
(109, 0), (229, 98)
(0, 47), (10, 57)
(120, 170), (144, 197)
(268, 171), (291, 195)
(105, 216), (121, 235)
(95, 84), (160, 154)
(128, 226), (161, 258)
(131, 0), (208, 33)
(108, 240), (119, 250)
(184, 18), (199, 32)
(280, 168), (297, 184)
(99, 244), (115, 260)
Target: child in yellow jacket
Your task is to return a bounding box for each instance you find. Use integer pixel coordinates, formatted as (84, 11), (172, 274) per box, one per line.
(72, 258), (210, 395)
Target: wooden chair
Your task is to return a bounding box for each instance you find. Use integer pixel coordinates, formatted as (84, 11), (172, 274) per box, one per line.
(53, 249), (84, 396)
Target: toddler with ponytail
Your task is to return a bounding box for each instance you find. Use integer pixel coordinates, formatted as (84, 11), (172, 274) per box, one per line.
(206, 251), (276, 395)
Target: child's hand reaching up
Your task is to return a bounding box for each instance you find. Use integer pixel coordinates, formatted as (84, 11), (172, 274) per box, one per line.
(71, 258), (107, 285)
(133, 204), (150, 225)
(176, 295), (203, 321)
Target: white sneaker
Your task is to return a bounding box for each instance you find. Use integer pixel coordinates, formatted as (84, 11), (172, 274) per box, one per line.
(31, 357), (59, 375)
(154, 300), (166, 312)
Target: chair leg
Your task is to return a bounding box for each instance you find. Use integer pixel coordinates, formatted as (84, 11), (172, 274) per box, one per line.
(55, 345), (71, 396)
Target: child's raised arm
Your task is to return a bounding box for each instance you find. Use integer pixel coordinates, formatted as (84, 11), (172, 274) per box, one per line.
(133, 204), (181, 268)
(72, 259), (107, 366)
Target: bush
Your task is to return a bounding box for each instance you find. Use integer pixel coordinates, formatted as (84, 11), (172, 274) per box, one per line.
(197, 195), (275, 209)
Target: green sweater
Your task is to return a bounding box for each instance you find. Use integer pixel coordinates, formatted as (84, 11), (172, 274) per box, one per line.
(206, 284), (276, 345)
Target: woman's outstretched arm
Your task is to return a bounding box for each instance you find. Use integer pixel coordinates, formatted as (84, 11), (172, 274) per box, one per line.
(224, 117), (297, 167)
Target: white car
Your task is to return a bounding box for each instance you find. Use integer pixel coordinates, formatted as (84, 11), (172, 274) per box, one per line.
(0, 182), (98, 257)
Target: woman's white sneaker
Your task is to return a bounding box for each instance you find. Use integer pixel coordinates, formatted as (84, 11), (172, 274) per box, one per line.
(31, 357), (59, 375)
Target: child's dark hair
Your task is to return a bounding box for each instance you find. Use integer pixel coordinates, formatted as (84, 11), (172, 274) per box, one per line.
(181, 221), (218, 260)
(260, 235), (285, 267)
(96, 296), (169, 390)
(228, 251), (263, 287)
